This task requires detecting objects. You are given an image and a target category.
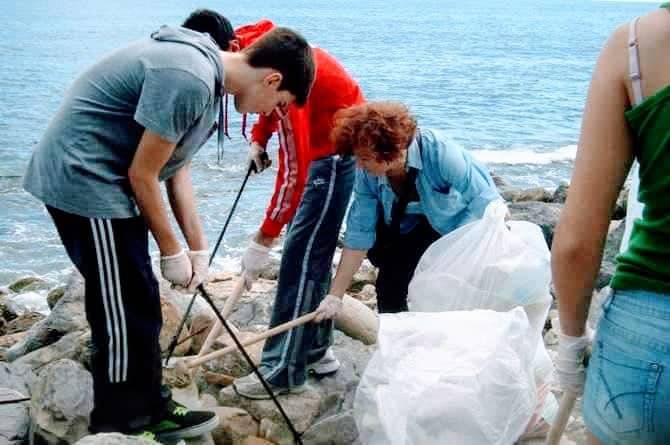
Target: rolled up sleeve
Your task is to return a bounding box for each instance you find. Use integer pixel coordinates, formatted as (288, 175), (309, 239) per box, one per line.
(343, 169), (379, 250)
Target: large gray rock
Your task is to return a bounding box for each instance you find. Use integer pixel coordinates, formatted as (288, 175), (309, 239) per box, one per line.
(5, 312), (45, 335)
(508, 201), (563, 248)
(209, 406), (260, 445)
(9, 276), (48, 293)
(500, 186), (553, 203)
(552, 182), (570, 204)
(74, 433), (160, 444)
(31, 359), (94, 445)
(0, 362), (36, 445)
(301, 411), (359, 445)
(14, 330), (92, 371)
(6, 271), (87, 361)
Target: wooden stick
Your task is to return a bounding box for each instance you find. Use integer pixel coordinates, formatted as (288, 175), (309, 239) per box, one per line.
(187, 312), (317, 369)
(196, 277), (246, 358)
(544, 392), (577, 445)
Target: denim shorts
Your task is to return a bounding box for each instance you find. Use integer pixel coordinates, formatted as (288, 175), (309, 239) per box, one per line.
(583, 288), (670, 444)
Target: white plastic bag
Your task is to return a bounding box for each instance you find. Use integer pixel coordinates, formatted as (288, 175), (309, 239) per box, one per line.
(354, 308), (536, 445)
(408, 200), (551, 323)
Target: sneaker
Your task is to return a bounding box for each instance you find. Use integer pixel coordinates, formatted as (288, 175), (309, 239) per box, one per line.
(307, 348), (341, 376)
(135, 399), (219, 442)
(233, 372), (307, 400)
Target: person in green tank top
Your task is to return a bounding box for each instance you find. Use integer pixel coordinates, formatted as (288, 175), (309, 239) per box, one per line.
(552, 5), (670, 444)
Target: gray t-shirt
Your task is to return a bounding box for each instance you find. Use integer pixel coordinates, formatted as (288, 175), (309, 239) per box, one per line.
(24, 26), (224, 218)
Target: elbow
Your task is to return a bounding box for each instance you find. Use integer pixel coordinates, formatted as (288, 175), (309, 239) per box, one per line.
(551, 227), (600, 275)
(128, 167), (155, 190)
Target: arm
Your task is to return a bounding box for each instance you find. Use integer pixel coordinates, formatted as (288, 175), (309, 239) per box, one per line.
(128, 129), (182, 255)
(251, 111), (279, 149)
(166, 162), (207, 251)
(552, 27), (633, 337)
(329, 248), (367, 297)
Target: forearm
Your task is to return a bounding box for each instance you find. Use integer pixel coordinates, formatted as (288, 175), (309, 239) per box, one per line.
(166, 166), (207, 251)
(329, 248), (367, 297)
(551, 228), (605, 336)
(130, 173), (181, 255)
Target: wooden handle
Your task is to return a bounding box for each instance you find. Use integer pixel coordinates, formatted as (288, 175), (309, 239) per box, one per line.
(196, 276), (247, 359)
(545, 392), (577, 445)
(188, 312), (317, 369)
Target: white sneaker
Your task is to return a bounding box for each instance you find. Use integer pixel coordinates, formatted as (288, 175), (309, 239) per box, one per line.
(233, 372), (306, 400)
(307, 348), (341, 376)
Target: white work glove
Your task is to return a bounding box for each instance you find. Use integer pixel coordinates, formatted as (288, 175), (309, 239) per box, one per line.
(314, 294), (343, 323)
(187, 250), (209, 292)
(249, 142), (271, 174)
(241, 241), (270, 290)
(555, 330), (593, 395)
(160, 249), (192, 288)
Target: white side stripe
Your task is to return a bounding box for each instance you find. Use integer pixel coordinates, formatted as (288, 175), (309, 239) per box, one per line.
(96, 219), (123, 383)
(90, 219), (116, 383)
(105, 219), (128, 382)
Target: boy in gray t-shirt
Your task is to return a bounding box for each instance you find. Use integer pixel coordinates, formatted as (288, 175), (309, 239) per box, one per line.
(22, 10), (314, 440)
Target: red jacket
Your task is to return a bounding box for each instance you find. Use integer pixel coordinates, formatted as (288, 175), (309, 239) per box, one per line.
(235, 20), (365, 238)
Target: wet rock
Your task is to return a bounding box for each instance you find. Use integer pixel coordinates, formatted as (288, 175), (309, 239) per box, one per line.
(46, 286), (66, 309)
(552, 182), (570, 204)
(5, 312), (45, 335)
(31, 359), (94, 445)
(5, 271), (87, 362)
(490, 172), (509, 188)
(9, 276), (47, 293)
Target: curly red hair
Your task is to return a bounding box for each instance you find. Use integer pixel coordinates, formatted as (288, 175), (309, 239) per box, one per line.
(331, 101), (417, 163)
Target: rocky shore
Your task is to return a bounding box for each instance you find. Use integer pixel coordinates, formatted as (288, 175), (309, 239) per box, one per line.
(0, 177), (627, 445)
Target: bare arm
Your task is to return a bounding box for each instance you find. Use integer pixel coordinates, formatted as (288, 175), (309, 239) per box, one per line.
(166, 163), (207, 252)
(128, 129), (182, 256)
(329, 248), (367, 297)
(551, 27), (634, 337)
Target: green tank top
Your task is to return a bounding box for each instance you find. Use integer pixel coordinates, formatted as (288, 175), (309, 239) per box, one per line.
(611, 85), (670, 292)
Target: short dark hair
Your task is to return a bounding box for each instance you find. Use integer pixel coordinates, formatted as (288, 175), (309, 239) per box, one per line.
(243, 27), (315, 106)
(182, 9), (235, 50)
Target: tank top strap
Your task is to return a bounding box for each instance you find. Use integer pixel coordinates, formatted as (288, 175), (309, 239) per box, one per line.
(628, 17), (644, 106)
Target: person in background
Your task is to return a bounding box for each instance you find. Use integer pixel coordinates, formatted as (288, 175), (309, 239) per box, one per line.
(315, 101), (501, 316)
(226, 20), (366, 400)
(552, 5), (670, 444)
(21, 8), (314, 439)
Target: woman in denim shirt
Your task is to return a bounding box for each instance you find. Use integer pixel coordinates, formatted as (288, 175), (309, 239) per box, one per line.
(313, 101), (500, 319)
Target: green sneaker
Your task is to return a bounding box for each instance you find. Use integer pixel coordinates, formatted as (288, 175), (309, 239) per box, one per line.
(136, 399), (218, 442)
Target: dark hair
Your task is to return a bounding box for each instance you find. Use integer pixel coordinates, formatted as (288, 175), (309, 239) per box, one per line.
(331, 102), (417, 162)
(182, 9), (235, 50)
(243, 27), (315, 106)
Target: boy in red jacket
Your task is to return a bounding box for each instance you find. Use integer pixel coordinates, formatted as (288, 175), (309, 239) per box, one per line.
(231, 20), (365, 398)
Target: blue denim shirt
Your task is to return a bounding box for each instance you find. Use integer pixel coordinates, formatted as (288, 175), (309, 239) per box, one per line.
(343, 128), (501, 250)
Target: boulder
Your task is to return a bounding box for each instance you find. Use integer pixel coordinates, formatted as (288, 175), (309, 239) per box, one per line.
(160, 298), (192, 357)
(501, 186), (553, 203)
(31, 359), (94, 445)
(0, 362), (36, 445)
(14, 330), (92, 371)
(5, 271), (87, 361)
(209, 406), (260, 445)
(508, 201), (563, 248)
(46, 286), (66, 309)
(5, 312), (45, 335)
(552, 182), (569, 204)
(301, 411), (359, 445)
(9, 276), (48, 293)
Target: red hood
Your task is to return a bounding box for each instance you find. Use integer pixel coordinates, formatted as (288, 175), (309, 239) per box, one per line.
(235, 19), (275, 49)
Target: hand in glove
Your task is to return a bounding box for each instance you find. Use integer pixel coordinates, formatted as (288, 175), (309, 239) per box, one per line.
(249, 142), (271, 174)
(187, 250), (209, 292)
(314, 294), (343, 323)
(241, 240), (270, 290)
(160, 249), (192, 287)
(555, 330), (593, 395)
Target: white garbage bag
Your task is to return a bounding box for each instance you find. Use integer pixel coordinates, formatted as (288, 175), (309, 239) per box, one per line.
(354, 308), (536, 445)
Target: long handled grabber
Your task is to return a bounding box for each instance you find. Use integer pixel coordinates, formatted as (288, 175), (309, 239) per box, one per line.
(190, 284), (304, 444)
(545, 347), (592, 445)
(164, 154), (267, 365)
